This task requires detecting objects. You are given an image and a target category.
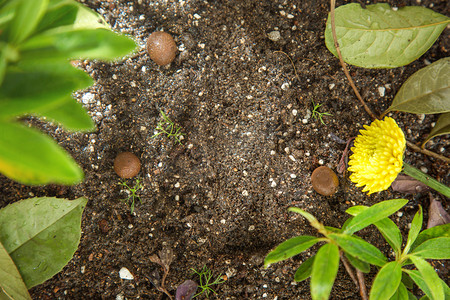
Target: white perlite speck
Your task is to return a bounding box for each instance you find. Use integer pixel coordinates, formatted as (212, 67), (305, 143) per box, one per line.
(81, 93), (95, 104)
(267, 31), (281, 42)
(378, 86), (386, 97)
(119, 267), (134, 280)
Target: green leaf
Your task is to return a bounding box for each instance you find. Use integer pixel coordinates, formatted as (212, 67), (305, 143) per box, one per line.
(343, 199), (407, 235)
(346, 205), (403, 256)
(369, 261), (402, 300)
(294, 256), (315, 282)
(0, 121), (83, 185)
(0, 197), (87, 288)
(8, 0), (49, 44)
(345, 252), (370, 273)
(311, 243), (340, 300)
(403, 206), (423, 255)
(389, 282), (409, 300)
(264, 236), (320, 268)
(329, 233), (387, 267)
(404, 270), (433, 299)
(422, 112), (450, 147)
(288, 207), (324, 232)
(409, 256), (444, 300)
(34, 96), (95, 132)
(33, 0), (79, 34)
(325, 3), (450, 68)
(0, 62), (93, 119)
(401, 271), (414, 289)
(411, 223), (450, 251)
(20, 28), (137, 62)
(410, 237), (450, 259)
(0, 240), (31, 300)
(387, 58), (450, 114)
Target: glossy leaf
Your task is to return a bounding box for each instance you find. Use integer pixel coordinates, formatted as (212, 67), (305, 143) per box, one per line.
(343, 199), (407, 235)
(325, 3), (450, 68)
(9, 0), (48, 44)
(403, 206), (423, 255)
(294, 256), (315, 282)
(0, 197), (87, 288)
(264, 236), (320, 268)
(387, 58), (450, 114)
(288, 207), (324, 231)
(389, 282), (409, 300)
(0, 240), (31, 300)
(345, 252), (370, 273)
(329, 233), (387, 266)
(410, 237), (450, 259)
(0, 62), (93, 119)
(409, 256), (444, 300)
(411, 223), (450, 251)
(404, 270), (433, 299)
(34, 96), (95, 131)
(0, 121), (83, 185)
(369, 261), (402, 300)
(20, 28), (137, 62)
(310, 243), (339, 300)
(422, 112), (450, 147)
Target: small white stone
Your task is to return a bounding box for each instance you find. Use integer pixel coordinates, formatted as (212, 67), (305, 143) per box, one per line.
(305, 151), (310, 157)
(292, 109), (298, 116)
(289, 155), (296, 162)
(397, 212), (403, 217)
(242, 190), (249, 196)
(198, 43), (205, 49)
(248, 225), (255, 231)
(112, 74), (117, 80)
(139, 15), (145, 20)
(302, 119), (308, 124)
(193, 13), (201, 19)
(271, 181), (277, 188)
(128, 224), (133, 229)
(420, 166), (428, 173)
(262, 293), (268, 298)
(175, 195), (180, 201)
(188, 143), (194, 149)
(81, 266), (86, 274)
(378, 86), (386, 97)
(281, 82), (290, 90)
(284, 147), (290, 154)
(267, 31), (281, 42)
(290, 174), (297, 179)
(119, 267), (134, 280)
(82, 93), (95, 104)
(329, 83), (335, 90)
(279, 10), (286, 16)
(258, 66), (267, 72)
(141, 66), (147, 73)
(270, 150), (276, 155)
(174, 182), (180, 188)
(116, 293), (124, 300)
(287, 14), (294, 19)
(220, 219), (226, 224)
(318, 159), (324, 165)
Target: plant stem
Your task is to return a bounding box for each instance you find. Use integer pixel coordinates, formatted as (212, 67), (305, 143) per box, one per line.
(402, 163), (450, 198)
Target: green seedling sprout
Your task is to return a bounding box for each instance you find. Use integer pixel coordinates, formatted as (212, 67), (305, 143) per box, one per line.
(191, 265), (225, 298)
(152, 110), (185, 145)
(311, 100), (332, 125)
(118, 178), (143, 213)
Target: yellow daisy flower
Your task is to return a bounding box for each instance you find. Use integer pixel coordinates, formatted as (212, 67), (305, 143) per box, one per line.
(348, 117), (406, 194)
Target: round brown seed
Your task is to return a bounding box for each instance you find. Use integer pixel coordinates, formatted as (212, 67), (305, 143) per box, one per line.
(311, 166), (339, 196)
(114, 152), (141, 178)
(146, 31), (177, 66)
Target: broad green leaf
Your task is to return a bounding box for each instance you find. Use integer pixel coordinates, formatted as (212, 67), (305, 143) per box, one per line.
(72, 0), (109, 30)
(329, 233), (387, 266)
(411, 223), (450, 251)
(288, 207), (324, 231)
(387, 58), (450, 114)
(369, 261), (402, 300)
(0, 121), (83, 185)
(343, 199), (407, 235)
(0, 197), (87, 288)
(409, 256), (444, 300)
(325, 3), (450, 68)
(410, 237), (450, 259)
(401, 269), (414, 289)
(20, 28), (137, 62)
(422, 112), (450, 147)
(34, 96), (95, 131)
(345, 252), (370, 273)
(8, 0), (49, 44)
(389, 282), (408, 300)
(33, 0), (79, 34)
(264, 236), (320, 268)
(0, 61), (93, 119)
(0, 240), (31, 300)
(346, 205), (402, 255)
(404, 270), (433, 299)
(403, 206), (423, 255)
(294, 256), (315, 282)
(311, 243), (339, 300)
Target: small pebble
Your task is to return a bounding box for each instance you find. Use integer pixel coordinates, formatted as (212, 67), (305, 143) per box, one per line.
(114, 152), (141, 178)
(146, 31), (177, 66)
(378, 86), (386, 97)
(311, 166), (339, 196)
(267, 31), (281, 42)
(119, 267), (134, 280)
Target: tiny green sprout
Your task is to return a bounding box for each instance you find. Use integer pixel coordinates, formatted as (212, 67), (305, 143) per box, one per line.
(191, 265), (225, 298)
(311, 100), (332, 125)
(152, 110), (185, 145)
(118, 178), (143, 213)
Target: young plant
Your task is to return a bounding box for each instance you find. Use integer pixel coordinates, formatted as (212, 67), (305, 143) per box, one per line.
(118, 178), (143, 213)
(311, 100), (332, 125)
(191, 265), (225, 298)
(152, 110), (185, 145)
(265, 199), (449, 300)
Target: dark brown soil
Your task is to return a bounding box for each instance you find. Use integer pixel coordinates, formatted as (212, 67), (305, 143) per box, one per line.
(1, 0), (449, 299)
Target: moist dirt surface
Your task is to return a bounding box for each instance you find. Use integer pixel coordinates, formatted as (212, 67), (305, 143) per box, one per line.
(1, 0), (449, 299)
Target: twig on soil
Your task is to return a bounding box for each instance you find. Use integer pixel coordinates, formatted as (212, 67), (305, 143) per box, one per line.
(340, 252), (359, 288)
(273, 50), (300, 82)
(340, 252), (368, 300)
(356, 270), (368, 300)
(329, 0), (378, 121)
(329, 0), (449, 164)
